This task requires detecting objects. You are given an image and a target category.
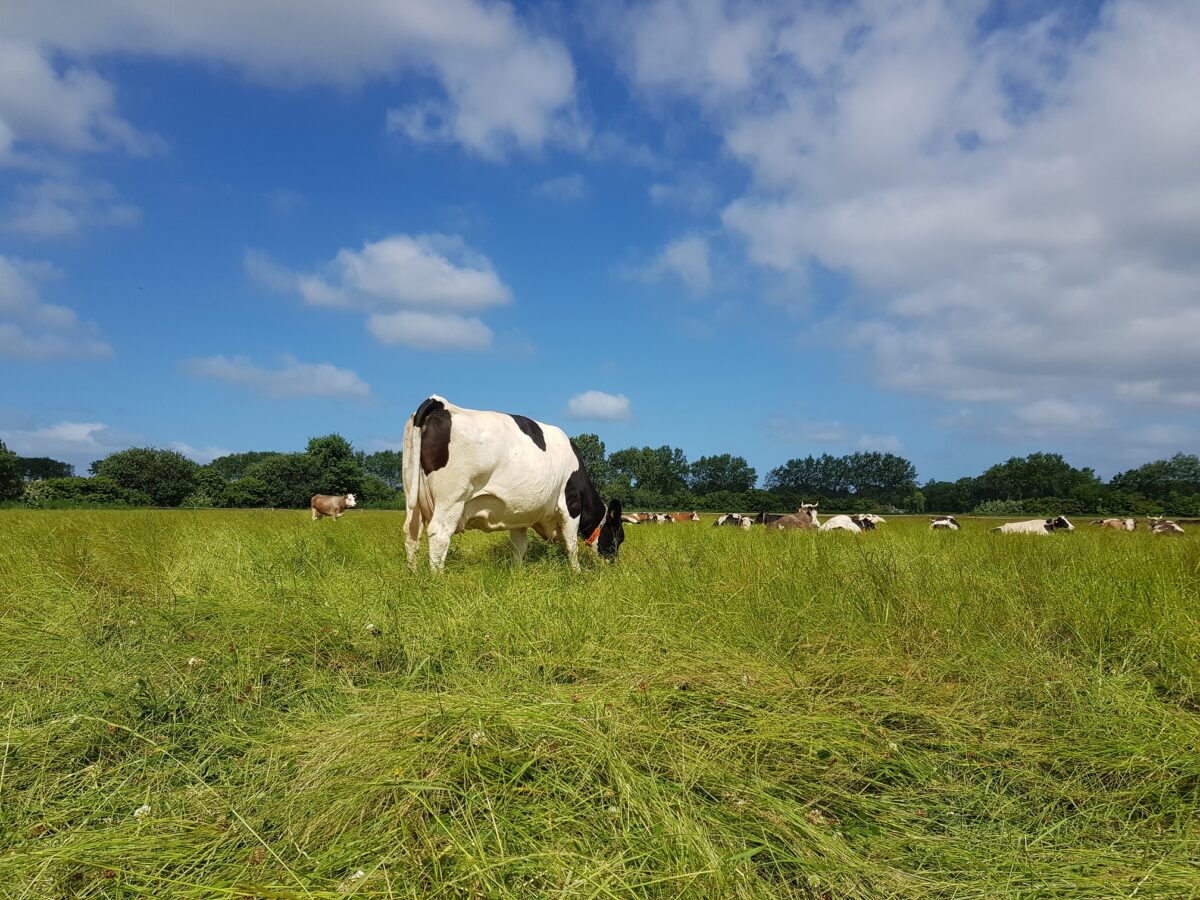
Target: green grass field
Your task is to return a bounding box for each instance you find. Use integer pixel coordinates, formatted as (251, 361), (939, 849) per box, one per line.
(2, 510), (1198, 898)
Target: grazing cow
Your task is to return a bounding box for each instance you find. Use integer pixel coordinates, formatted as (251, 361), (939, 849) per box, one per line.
(766, 503), (820, 531)
(1150, 517), (1185, 536)
(671, 511), (701, 522)
(311, 493), (356, 521)
(1092, 518), (1136, 531)
(402, 396), (624, 572)
(930, 516), (960, 530)
(819, 514), (862, 533)
(991, 516), (1074, 534)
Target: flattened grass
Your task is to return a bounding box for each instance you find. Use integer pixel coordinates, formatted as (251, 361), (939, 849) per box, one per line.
(1, 510), (1198, 897)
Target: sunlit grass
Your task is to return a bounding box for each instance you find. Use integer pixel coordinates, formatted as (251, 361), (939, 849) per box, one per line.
(1, 510), (1198, 897)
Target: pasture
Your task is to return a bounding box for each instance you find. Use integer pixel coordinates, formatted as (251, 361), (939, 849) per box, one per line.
(1, 510), (1198, 898)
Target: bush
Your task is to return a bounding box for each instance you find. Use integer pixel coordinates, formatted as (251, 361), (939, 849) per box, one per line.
(971, 499), (1043, 516)
(22, 476), (152, 508)
(0, 441), (21, 501)
(90, 447), (199, 506)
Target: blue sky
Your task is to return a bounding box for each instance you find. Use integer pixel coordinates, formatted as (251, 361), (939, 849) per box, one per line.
(2, 0), (1197, 482)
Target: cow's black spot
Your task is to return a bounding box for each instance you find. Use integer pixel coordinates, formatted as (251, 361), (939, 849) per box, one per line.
(413, 397), (445, 428)
(418, 406), (451, 475)
(509, 414), (546, 451)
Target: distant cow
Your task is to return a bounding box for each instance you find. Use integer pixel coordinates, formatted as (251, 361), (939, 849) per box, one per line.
(1150, 517), (1185, 536)
(858, 514), (887, 526)
(1092, 518), (1136, 531)
(311, 493), (356, 521)
(819, 514), (862, 533)
(753, 512), (786, 525)
(671, 511), (700, 522)
(991, 516), (1074, 534)
(402, 395), (624, 572)
(766, 503), (820, 531)
(851, 514), (877, 531)
(714, 513), (752, 529)
(621, 514), (642, 524)
(930, 516), (960, 530)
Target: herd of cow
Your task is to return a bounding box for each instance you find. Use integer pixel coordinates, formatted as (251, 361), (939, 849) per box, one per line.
(309, 395), (1188, 572)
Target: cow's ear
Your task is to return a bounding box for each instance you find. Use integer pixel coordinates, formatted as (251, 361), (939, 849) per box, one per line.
(608, 498), (623, 518)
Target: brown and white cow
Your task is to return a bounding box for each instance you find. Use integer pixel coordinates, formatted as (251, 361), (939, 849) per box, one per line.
(671, 511), (701, 522)
(1092, 518), (1136, 531)
(402, 396), (624, 572)
(311, 493), (356, 521)
(766, 503), (820, 531)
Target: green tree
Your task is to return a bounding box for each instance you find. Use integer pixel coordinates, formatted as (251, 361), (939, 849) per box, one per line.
(361, 449), (405, 490)
(975, 453), (1099, 501)
(17, 456), (73, 480)
(241, 453), (321, 508)
(306, 434), (363, 495)
(1111, 453), (1200, 502)
(570, 434), (609, 487)
(0, 440), (22, 501)
(608, 445), (689, 496)
(689, 454), (757, 495)
(90, 447), (199, 507)
(207, 451), (279, 481)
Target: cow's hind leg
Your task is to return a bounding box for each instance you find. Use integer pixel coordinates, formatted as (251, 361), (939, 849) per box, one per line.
(403, 507), (425, 571)
(509, 528), (528, 566)
(426, 501), (465, 574)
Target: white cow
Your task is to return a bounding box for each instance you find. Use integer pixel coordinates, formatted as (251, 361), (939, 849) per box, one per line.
(858, 514), (887, 526)
(992, 516), (1074, 534)
(1150, 517), (1185, 536)
(402, 396), (624, 572)
(819, 514), (862, 533)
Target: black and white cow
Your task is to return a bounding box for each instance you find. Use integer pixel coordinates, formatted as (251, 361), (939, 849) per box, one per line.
(402, 396), (624, 572)
(991, 516), (1074, 534)
(930, 516), (960, 530)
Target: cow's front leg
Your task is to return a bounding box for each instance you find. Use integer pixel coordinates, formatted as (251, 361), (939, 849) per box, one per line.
(558, 509), (581, 573)
(509, 528), (528, 566)
(427, 501), (465, 573)
(311, 509), (319, 521)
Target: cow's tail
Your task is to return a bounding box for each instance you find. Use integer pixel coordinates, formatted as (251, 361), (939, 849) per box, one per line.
(403, 410), (429, 540)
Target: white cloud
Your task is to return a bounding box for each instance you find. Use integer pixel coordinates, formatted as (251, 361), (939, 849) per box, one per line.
(648, 173), (721, 215)
(2, 177), (140, 237)
(182, 354), (371, 399)
(533, 172), (589, 203)
(4, 1), (577, 160)
(1011, 399), (1110, 438)
(367, 311), (492, 351)
(1115, 380), (1200, 409)
(616, 1), (1200, 431)
(248, 233), (511, 350)
(632, 234), (713, 295)
(0, 39), (159, 161)
(0, 254), (112, 360)
(565, 391), (632, 422)
(765, 416), (901, 452)
(169, 442), (233, 465)
(0, 420), (137, 465)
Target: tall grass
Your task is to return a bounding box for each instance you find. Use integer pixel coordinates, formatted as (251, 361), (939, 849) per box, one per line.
(1, 510), (1198, 897)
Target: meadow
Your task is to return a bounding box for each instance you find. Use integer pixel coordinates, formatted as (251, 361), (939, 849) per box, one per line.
(1, 510), (1198, 898)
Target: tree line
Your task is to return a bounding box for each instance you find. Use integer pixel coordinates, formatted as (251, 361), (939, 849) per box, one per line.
(2, 436), (1198, 516)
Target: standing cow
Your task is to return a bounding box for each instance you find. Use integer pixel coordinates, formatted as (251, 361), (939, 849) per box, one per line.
(402, 396), (624, 572)
(311, 493), (356, 521)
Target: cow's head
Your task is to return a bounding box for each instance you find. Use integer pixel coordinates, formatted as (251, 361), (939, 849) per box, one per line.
(345, 493), (357, 507)
(597, 499), (625, 561)
(1046, 515), (1073, 531)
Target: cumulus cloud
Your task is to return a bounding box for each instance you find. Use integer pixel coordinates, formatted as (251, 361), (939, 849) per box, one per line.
(247, 233), (511, 350)
(367, 311), (492, 351)
(565, 390), (632, 422)
(4, 1), (577, 160)
(182, 354), (371, 399)
(0, 254), (112, 360)
(632, 234), (713, 295)
(765, 416), (902, 453)
(617, 0), (1200, 432)
(2, 177), (140, 237)
(533, 172), (589, 203)
(0, 420), (137, 464)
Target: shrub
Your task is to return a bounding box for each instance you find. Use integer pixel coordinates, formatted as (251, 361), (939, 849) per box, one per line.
(90, 448), (199, 506)
(22, 476), (151, 507)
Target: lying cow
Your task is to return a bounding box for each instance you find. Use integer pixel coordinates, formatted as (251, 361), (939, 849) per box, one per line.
(819, 514), (862, 533)
(713, 513), (753, 529)
(858, 514), (887, 526)
(672, 511), (701, 522)
(311, 493), (356, 521)
(1150, 517), (1185, 536)
(766, 503), (820, 531)
(402, 396), (624, 572)
(1092, 517), (1136, 531)
(930, 516), (960, 530)
(753, 512), (786, 525)
(621, 514), (642, 524)
(991, 516), (1074, 534)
